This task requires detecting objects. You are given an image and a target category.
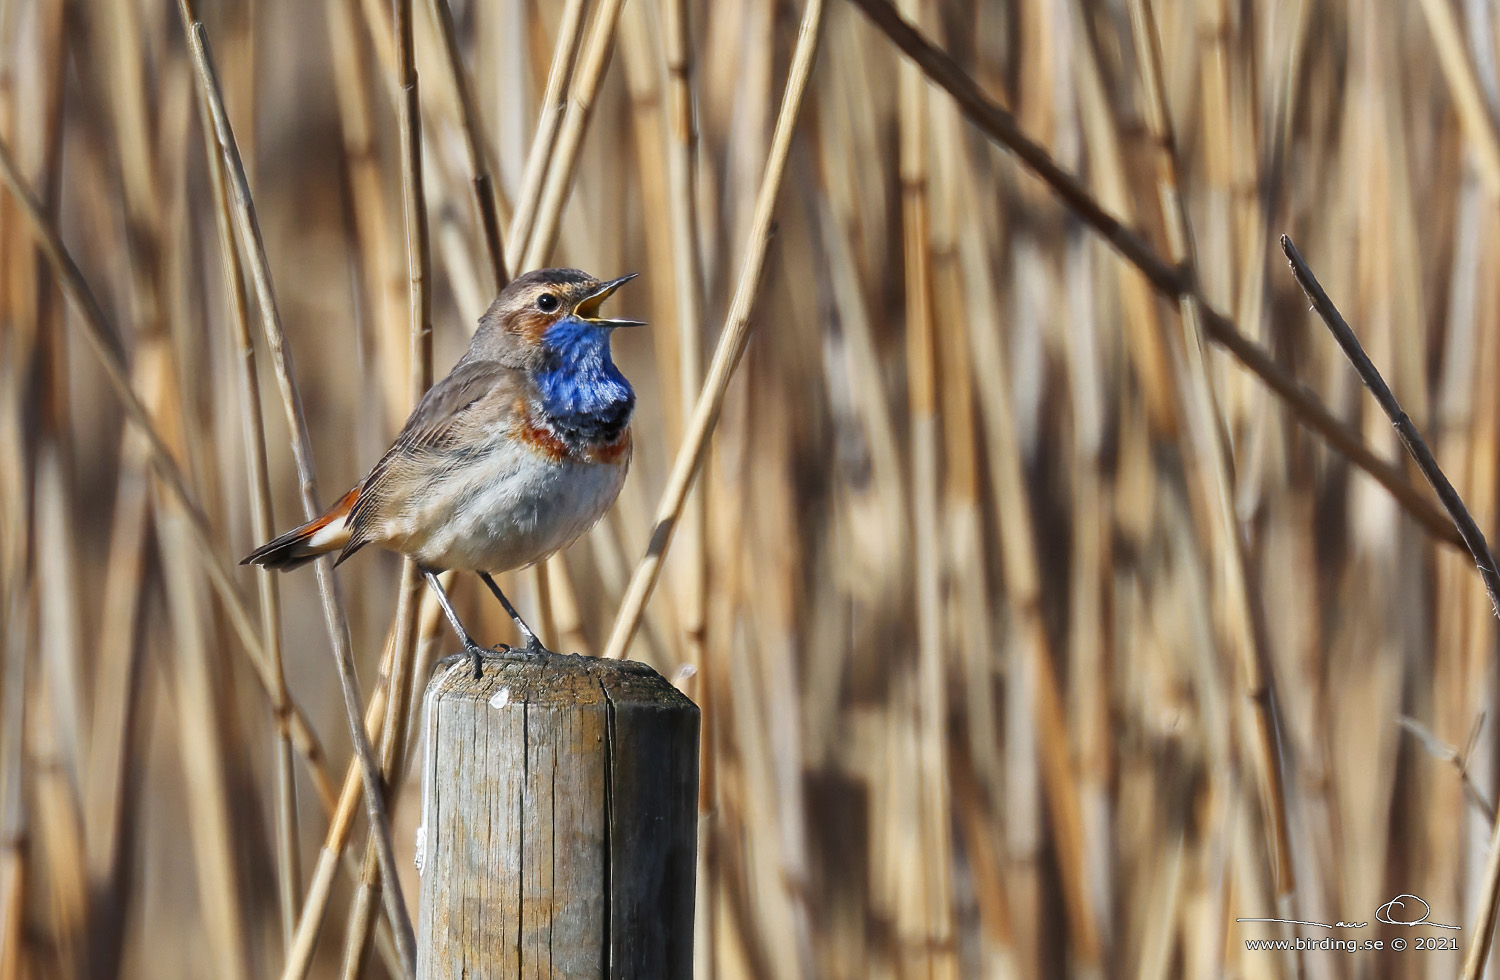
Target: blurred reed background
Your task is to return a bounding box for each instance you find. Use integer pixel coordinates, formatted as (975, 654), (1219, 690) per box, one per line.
(4, 0), (1500, 977)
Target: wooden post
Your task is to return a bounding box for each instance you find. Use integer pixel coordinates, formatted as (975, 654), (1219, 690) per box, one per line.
(416, 652), (699, 979)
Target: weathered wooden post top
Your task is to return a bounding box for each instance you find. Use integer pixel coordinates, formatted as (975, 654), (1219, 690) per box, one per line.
(417, 652), (700, 979)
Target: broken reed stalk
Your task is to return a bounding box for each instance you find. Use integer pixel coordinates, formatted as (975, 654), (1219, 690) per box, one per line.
(394, 0), (434, 401)
(0, 137), (339, 812)
(600, 0), (826, 661)
(1129, 0), (1296, 926)
(1279, 235), (1500, 978)
(180, 18), (417, 976)
(843, 0), (1463, 551)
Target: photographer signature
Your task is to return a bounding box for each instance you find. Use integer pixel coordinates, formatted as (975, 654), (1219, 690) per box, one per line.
(1237, 893), (1460, 930)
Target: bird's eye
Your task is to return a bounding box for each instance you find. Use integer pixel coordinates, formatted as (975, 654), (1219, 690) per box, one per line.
(536, 293), (560, 313)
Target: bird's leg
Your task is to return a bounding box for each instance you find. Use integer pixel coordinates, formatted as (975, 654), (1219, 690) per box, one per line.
(478, 572), (551, 658)
(421, 567), (498, 680)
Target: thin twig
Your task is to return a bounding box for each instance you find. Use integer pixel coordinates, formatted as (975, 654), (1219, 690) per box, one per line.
(601, 0), (826, 660)
(1396, 715), (1496, 824)
(1281, 236), (1500, 608)
(179, 17), (417, 976)
(842, 0), (1463, 551)
(1280, 235), (1500, 980)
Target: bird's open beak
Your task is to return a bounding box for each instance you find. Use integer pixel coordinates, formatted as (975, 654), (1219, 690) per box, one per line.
(577, 273), (646, 327)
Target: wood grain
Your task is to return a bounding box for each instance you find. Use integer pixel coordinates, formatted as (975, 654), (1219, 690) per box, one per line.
(418, 653), (699, 979)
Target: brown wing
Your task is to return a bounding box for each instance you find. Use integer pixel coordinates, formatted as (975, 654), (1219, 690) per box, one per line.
(337, 358), (524, 563)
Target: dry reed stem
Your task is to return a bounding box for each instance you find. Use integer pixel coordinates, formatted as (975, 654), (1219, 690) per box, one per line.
(894, 1), (956, 972)
(334, 0), (434, 968)
(53, 15), (159, 965)
(844, 0), (1464, 552)
(157, 507), (256, 980)
(505, 0), (624, 648)
(339, 562), (425, 979)
(518, 0), (629, 271)
(425, 0), (509, 290)
(327, 0), (408, 433)
(394, 0), (434, 407)
(1129, 0), (1297, 928)
(178, 17), (417, 974)
(504, 0), (591, 275)
(0, 550), (28, 980)
(190, 29), (302, 951)
(280, 630), (401, 980)
(661, 0), (709, 695)
(656, 0), (714, 961)
(601, 0), (825, 661)
(961, 237), (1098, 973)
(0, 136), (339, 811)
(1414, 0), (1500, 199)
(80, 434), (149, 930)
(163, 80), (264, 980)
(1066, 0), (1176, 435)
(943, 109), (1025, 978)
(64, 41), (167, 971)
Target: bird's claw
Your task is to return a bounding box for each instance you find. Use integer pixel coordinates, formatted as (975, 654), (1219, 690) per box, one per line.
(434, 638), (554, 682)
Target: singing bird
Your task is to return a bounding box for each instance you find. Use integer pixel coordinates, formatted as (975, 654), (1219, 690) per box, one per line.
(242, 268), (642, 678)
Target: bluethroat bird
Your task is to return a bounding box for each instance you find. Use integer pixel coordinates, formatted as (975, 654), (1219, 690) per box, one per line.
(242, 268), (642, 678)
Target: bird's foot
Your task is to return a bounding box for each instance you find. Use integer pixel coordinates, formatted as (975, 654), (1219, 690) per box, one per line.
(433, 640), (507, 680)
(466, 642), (486, 680)
(433, 638), (558, 681)
(520, 633), (555, 661)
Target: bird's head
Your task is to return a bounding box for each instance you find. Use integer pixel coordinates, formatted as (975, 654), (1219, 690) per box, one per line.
(470, 268), (643, 369)
(469, 268), (642, 426)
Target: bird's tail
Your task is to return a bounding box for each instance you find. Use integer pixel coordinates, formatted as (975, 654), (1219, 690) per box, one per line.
(241, 486), (360, 571)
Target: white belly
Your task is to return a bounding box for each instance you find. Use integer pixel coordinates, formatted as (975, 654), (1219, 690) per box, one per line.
(381, 439), (628, 572)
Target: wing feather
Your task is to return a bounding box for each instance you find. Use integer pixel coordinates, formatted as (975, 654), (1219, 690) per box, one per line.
(340, 359), (524, 560)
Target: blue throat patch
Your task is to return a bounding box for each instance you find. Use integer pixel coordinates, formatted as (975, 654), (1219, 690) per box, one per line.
(532, 317), (635, 448)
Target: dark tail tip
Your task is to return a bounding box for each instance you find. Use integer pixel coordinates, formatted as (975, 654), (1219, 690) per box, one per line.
(242, 486), (359, 572)
(242, 526), (322, 572)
